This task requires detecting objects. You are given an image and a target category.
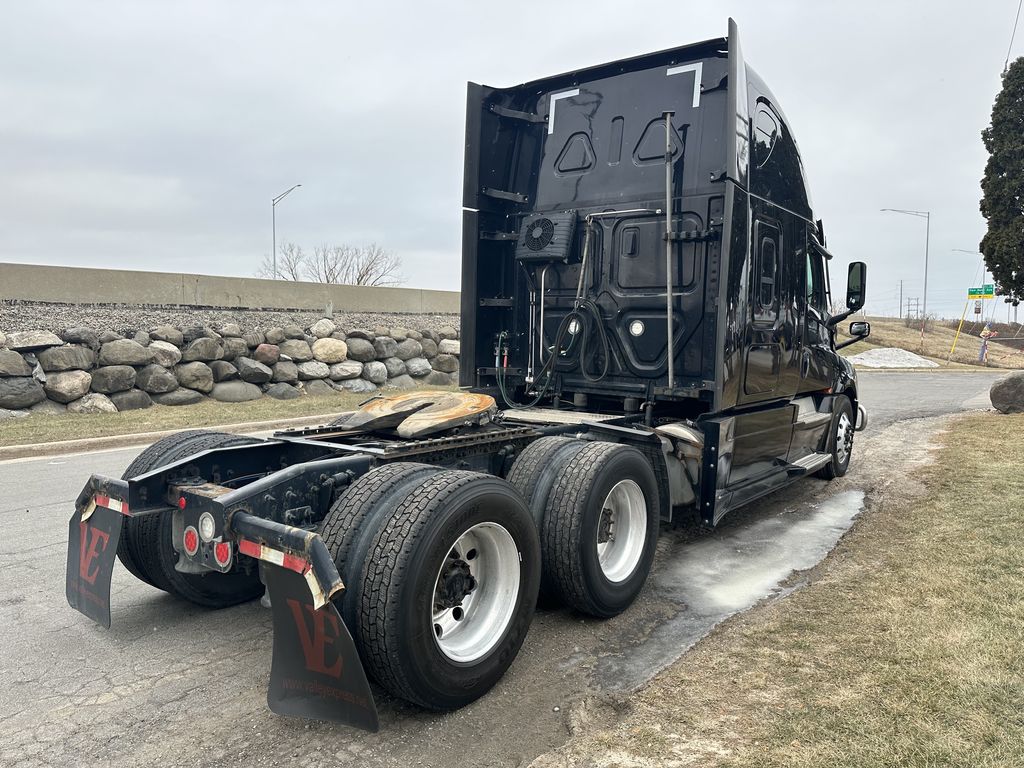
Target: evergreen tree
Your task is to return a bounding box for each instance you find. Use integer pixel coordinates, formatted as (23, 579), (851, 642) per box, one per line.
(980, 57), (1024, 305)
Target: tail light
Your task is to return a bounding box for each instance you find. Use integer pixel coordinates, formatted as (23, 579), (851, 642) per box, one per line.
(214, 541), (232, 568)
(183, 526), (199, 556)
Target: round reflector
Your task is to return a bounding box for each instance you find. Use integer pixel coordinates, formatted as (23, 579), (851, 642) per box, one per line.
(198, 512), (216, 541)
(183, 526), (199, 556)
(214, 541), (232, 567)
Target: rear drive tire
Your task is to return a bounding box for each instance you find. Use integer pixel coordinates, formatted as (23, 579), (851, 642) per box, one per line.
(816, 396), (854, 480)
(353, 470), (541, 709)
(542, 442), (660, 618)
(118, 430), (264, 607)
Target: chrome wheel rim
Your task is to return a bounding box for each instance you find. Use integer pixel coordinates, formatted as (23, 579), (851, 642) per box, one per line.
(431, 522), (520, 663)
(595, 479), (647, 583)
(836, 412), (854, 464)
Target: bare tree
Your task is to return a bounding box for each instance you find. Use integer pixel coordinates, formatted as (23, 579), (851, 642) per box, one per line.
(256, 242), (307, 281)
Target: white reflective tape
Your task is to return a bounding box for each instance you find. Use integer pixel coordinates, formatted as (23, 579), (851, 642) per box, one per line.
(261, 546), (285, 567)
(548, 88), (580, 135)
(666, 62), (703, 108)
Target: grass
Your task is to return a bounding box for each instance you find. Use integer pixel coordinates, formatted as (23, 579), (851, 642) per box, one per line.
(0, 386), (457, 447)
(547, 412), (1024, 767)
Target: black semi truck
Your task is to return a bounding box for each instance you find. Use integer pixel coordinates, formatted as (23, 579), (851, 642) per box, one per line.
(66, 20), (869, 732)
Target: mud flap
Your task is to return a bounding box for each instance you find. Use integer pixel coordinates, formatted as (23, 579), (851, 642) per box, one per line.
(65, 504), (123, 629)
(263, 564), (379, 731)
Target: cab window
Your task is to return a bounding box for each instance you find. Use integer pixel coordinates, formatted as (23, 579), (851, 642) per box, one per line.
(806, 251), (827, 314)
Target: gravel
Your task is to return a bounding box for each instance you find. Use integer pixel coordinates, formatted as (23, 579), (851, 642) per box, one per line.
(848, 347), (939, 368)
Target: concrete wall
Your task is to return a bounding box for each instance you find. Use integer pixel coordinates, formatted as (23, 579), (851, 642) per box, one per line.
(0, 262), (460, 313)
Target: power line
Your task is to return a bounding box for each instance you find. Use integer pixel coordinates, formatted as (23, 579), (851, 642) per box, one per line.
(1007, 0), (1024, 73)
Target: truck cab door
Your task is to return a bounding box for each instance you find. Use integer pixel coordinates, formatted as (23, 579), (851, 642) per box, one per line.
(799, 239), (833, 394)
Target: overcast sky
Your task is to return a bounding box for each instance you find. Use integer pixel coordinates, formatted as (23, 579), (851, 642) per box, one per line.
(0, 1), (1018, 319)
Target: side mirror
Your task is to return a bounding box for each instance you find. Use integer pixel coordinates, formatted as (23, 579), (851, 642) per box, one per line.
(846, 262), (866, 311)
(849, 321), (870, 338)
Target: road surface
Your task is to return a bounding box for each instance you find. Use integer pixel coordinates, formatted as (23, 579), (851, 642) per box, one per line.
(0, 371), (1002, 767)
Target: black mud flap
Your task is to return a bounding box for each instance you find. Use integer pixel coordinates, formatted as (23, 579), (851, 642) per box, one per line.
(263, 564), (379, 732)
(66, 504), (123, 629)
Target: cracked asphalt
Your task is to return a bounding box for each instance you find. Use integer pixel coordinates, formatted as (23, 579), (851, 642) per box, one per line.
(0, 371), (1003, 767)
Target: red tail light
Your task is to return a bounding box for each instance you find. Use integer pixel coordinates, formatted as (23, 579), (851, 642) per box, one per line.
(214, 541), (232, 567)
(183, 526), (199, 556)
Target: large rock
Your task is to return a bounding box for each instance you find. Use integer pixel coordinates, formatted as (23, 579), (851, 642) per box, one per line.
(420, 338), (438, 358)
(5, 330), (63, 351)
(0, 376), (46, 408)
(345, 338), (377, 363)
(283, 325), (306, 340)
(383, 357), (407, 378)
(438, 326), (459, 341)
(148, 340), (182, 367)
(253, 343), (280, 366)
(110, 389), (153, 411)
(180, 337), (223, 362)
(391, 327), (411, 342)
(991, 371), (1024, 414)
(149, 325), (184, 345)
(91, 365), (136, 394)
(278, 339), (313, 362)
(68, 392), (118, 414)
(211, 381), (263, 403)
(243, 330), (265, 348)
(264, 382), (301, 400)
(386, 374), (417, 390)
(395, 338), (423, 361)
(373, 336), (399, 359)
(346, 328), (375, 341)
(234, 357), (271, 384)
(340, 378), (377, 394)
(439, 339), (461, 356)
(420, 329), (440, 344)
(152, 388), (206, 406)
(407, 330), (423, 341)
(44, 370), (92, 403)
(210, 360), (240, 382)
(61, 327), (100, 350)
(265, 327), (287, 345)
(181, 326), (220, 343)
(312, 338), (348, 364)
(362, 361), (388, 385)
(0, 350), (31, 377)
(298, 361), (331, 380)
(430, 354), (459, 374)
(423, 370), (455, 386)
(0, 407), (30, 420)
(136, 364), (179, 394)
(175, 362), (214, 393)
(329, 360), (363, 380)
(302, 379), (335, 397)
(98, 339), (151, 366)
(30, 399), (66, 415)
(37, 344), (95, 372)
(221, 337), (248, 361)
(272, 361), (299, 383)
(219, 323), (243, 338)
(97, 330), (123, 344)
(132, 330), (151, 347)
(310, 318), (336, 338)
(405, 357), (432, 377)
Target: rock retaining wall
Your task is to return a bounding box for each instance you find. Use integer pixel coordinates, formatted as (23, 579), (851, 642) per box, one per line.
(0, 320), (460, 419)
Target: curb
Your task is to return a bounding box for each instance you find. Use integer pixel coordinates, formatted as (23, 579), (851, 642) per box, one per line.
(0, 412), (342, 462)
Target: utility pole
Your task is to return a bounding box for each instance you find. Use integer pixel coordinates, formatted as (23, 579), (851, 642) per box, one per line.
(271, 184), (302, 279)
(899, 280), (903, 318)
(882, 208), (930, 338)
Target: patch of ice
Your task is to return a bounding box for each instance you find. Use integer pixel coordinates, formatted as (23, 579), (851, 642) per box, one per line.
(848, 347), (939, 368)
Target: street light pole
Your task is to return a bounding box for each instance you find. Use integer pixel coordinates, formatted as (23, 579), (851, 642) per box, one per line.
(271, 184), (302, 279)
(881, 208), (930, 339)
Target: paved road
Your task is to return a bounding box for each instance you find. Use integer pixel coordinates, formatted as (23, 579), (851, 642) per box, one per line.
(0, 371), (1002, 767)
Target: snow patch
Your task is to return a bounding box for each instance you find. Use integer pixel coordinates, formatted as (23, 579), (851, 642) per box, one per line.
(848, 347), (939, 368)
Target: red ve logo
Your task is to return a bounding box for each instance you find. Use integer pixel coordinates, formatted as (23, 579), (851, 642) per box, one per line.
(78, 522), (111, 585)
(287, 598), (344, 678)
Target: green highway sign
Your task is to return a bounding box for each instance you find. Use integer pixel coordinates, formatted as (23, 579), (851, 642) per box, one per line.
(968, 284), (995, 299)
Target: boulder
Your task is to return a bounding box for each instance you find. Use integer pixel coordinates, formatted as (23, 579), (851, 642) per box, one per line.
(345, 338), (376, 363)
(149, 325), (184, 345)
(991, 371), (1024, 414)
(210, 381), (263, 403)
(132, 330), (151, 347)
(405, 357), (432, 377)
(420, 338), (438, 358)
(419, 329), (440, 344)
(0, 407), (30, 420)
(385, 374), (417, 390)
(265, 327), (287, 345)
(439, 339), (461, 356)
(395, 338), (423, 361)
(346, 328), (375, 341)
(383, 357), (407, 378)
(98, 339), (151, 366)
(407, 330), (423, 341)
(148, 340), (182, 367)
(340, 378), (377, 394)
(97, 330), (123, 344)
(438, 326), (459, 341)
(209, 360), (240, 382)
(310, 318), (336, 338)
(278, 339), (313, 362)
(182, 326), (220, 343)
(243, 330), (266, 348)
(0, 376), (46, 409)
(5, 330), (63, 351)
(37, 344), (95, 372)
(253, 343), (280, 366)
(90, 365), (136, 394)
(61, 327), (101, 350)
(175, 362), (214, 393)
(391, 327), (410, 342)
(302, 379), (335, 397)
(430, 353), (459, 374)
(221, 337), (248, 361)
(219, 323), (243, 338)
(312, 337), (348, 364)
(423, 370), (454, 387)
(329, 360), (363, 380)
(362, 361), (388, 385)
(283, 325), (306, 340)
(373, 326), (391, 338)
(236, 357), (272, 384)
(23, 353), (45, 383)
(298, 361), (331, 380)
(330, 331), (348, 341)
(264, 382), (301, 400)
(30, 399), (67, 415)
(373, 336), (399, 359)
(0, 349), (31, 377)
(136, 364), (179, 394)
(44, 370), (92, 403)
(67, 392), (118, 414)
(152, 388), (206, 406)
(110, 389), (153, 411)
(180, 337), (223, 363)
(272, 361), (299, 383)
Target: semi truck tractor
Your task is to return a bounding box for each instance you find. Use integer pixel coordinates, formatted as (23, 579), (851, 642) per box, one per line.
(66, 19), (869, 732)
